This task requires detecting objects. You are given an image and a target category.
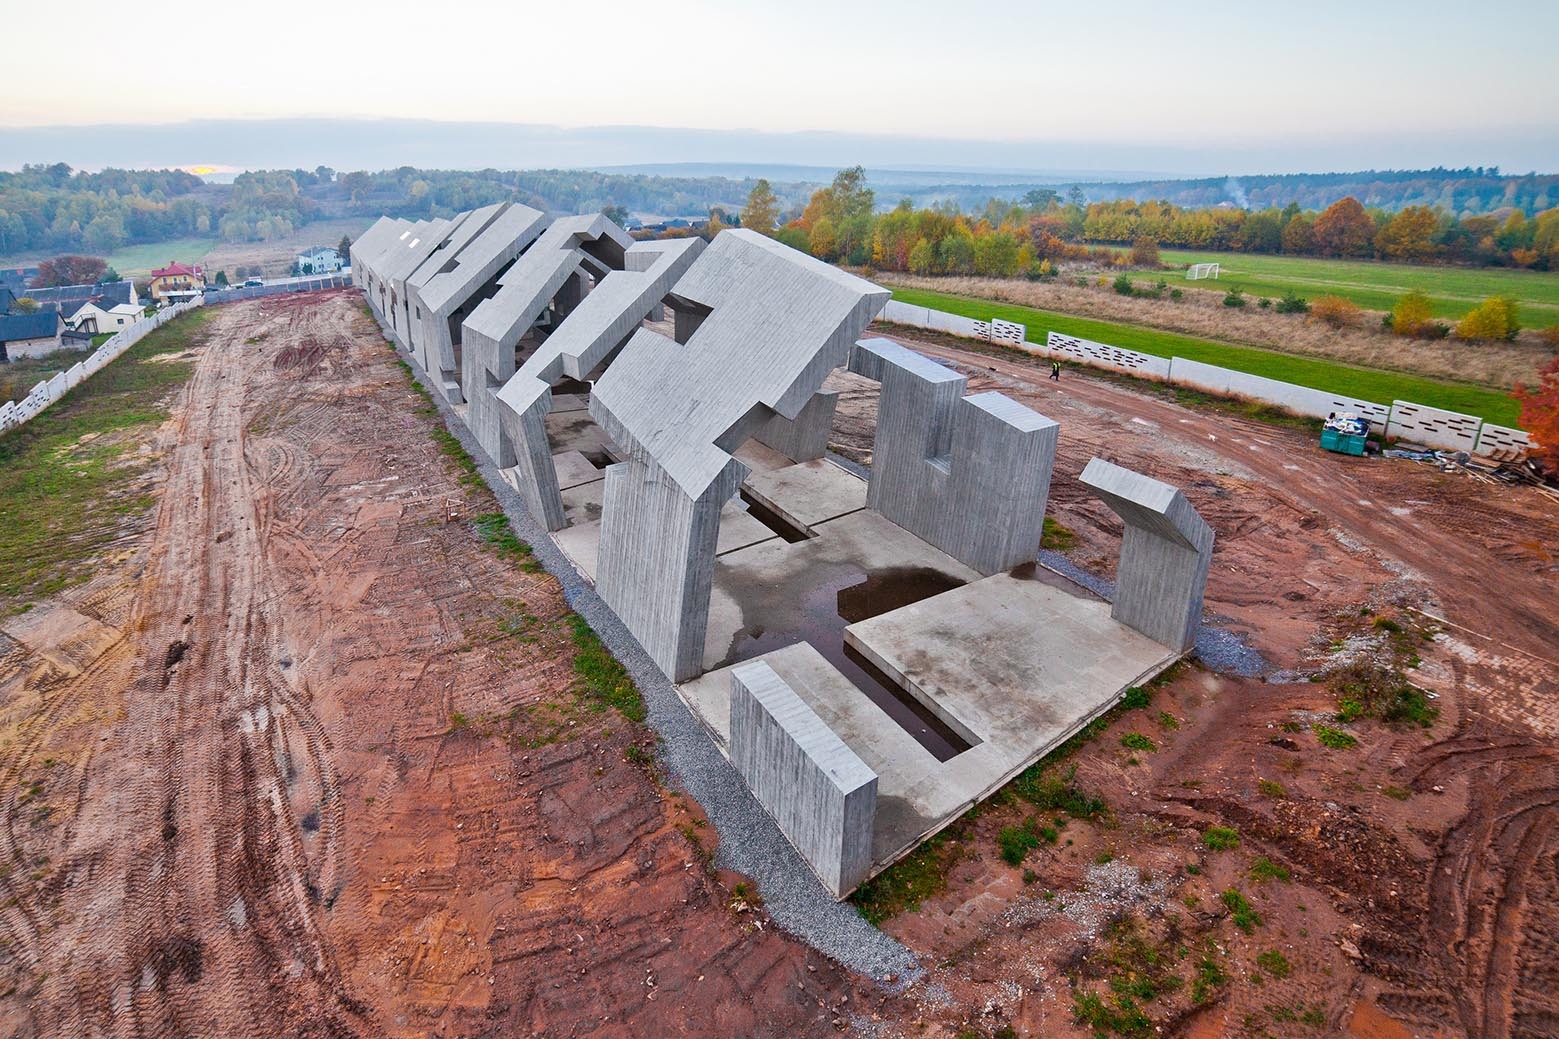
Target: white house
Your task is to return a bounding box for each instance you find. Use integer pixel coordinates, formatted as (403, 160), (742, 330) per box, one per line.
(0, 310), (93, 361)
(295, 247), (344, 274)
(71, 300), (143, 335)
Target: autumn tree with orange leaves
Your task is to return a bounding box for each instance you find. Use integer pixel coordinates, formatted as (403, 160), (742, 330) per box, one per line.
(1514, 355), (1559, 474)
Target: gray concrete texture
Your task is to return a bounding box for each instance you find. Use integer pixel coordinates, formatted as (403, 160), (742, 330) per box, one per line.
(1078, 457), (1214, 652)
(729, 660), (877, 898)
(849, 337), (1058, 575)
(351, 217), (414, 318)
(497, 237), (705, 531)
(407, 202), (550, 401)
(590, 230), (889, 681)
(460, 214), (633, 468)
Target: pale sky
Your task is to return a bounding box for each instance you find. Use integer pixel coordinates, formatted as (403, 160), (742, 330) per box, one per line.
(2, 0), (1555, 171)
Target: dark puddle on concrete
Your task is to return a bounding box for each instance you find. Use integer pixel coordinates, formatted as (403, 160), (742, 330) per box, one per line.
(719, 566), (972, 762)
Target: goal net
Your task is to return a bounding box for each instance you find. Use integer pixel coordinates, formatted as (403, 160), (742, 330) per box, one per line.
(1186, 262), (1221, 280)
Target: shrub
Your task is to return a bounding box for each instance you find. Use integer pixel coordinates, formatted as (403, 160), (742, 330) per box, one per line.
(1169, 288), (1183, 301)
(1113, 273), (1135, 296)
(1257, 779), (1286, 799)
(1310, 295), (1363, 328)
(1456, 296), (1521, 341)
(1391, 290), (1435, 338)
(1275, 291), (1309, 314)
(1202, 826), (1240, 851)
(1121, 686), (1151, 709)
(1130, 236), (1161, 267)
(1257, 297), (1271, 309)
(1539, 325), (1559, 348)
(1222, 288), (1247, 308)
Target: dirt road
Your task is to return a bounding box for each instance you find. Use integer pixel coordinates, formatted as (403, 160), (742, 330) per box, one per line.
(0, 293), (879, 1037)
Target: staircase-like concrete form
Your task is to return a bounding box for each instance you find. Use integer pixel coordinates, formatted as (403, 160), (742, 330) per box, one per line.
(497, 236), (706, 529)
(1078, 457), (1214, 651)
(589, 229), (888, 681)
(849, 337), (1058, 575)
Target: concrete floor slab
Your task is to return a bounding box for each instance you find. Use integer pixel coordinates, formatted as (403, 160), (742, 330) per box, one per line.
(545, 408), (614, 462)
(561, 478), (606, 528)
(550, 392), (588, 413)
(716, 504), (778, 556)
(734, 439), (795, 474)
(550, 499), (778, 585)
(552, 450), (604, 491)
(741, 458), (867, 533)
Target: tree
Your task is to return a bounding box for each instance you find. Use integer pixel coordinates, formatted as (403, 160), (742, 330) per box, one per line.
(741, 179), (780, 237)
(98, 266), (120, 283)
(601, 204), (631, 227)
(1281, 213), (1316, 254)
(908, 236), (935, 275)
(1313, 197), (1375, 257)
(1513, 353), (1559, 474)
(1130, 236), (1161, 267)
(1456, 296), (1520, 341)
(808, 217), (838, 260)
(1390, 291), (1434, 337)
(337, 234), (353, 262)
(12, 296), (39, 313)
(214, 270), (229, 286)
(34, 254), (108, 288)
(1375, 206), (1439, 262)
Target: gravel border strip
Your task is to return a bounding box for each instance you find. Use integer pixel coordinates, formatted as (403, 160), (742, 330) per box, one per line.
(374, 318), (920, 983)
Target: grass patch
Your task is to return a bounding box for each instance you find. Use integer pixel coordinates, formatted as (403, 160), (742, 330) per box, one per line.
(852, 823), (967, 923)
(1257, 779), (1287, 799)
(1221, 888), (1262, 932)
(564, 614), (644, 723)
(1249, 857), (1291, 883)
(1041, 515), (1077, 550)
(1382, 784), (1413, 801)
(1313, 724), (1357, 750)
(1120, 732), (1156, 752)
(998, 824), (1042, 866)
(1202, 826), (1241, 851)
(0, 307), (214, 611)
(102, 237), (218, 276)
(888, 285), (1520, 425)
(1012, 764), (1108, 820)
(471, 512), (543, 573)
(1120, 685), (1151, 710)
(1256, 950), (1292, 979)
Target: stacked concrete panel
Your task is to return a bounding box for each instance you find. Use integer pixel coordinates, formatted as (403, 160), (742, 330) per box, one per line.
(460, 214), (633, 467)
(1474, 422), (1534, 455)
(729, 660), (877, 898)
(1385, 400), (1483, 452)
(406, 203), (549, 401)
(591, 230), (889, 680)
(496, 236), (705, 529)
(849, 337), (1058, 575)
(1079, 457), (1213, 652)
(1046, 332), (1172, 380)
(1167, 356), (1389, 427)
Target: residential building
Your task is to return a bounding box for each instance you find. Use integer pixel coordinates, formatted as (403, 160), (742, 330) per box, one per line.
(71, 300), (143, 334)
(295, 246), (344, 274)
(23, 280), (139, 325)
(147, 261), (205, 302)
(0, 310), (92, 362)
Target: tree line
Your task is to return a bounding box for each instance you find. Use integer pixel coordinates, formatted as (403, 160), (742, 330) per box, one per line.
(730, 169), (1559, 274)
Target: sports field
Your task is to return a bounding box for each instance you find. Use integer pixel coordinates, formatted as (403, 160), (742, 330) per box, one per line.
(888, 285), (1522, 426)
(1157, 249), (1559, 327)
(104, 238), (219, 276)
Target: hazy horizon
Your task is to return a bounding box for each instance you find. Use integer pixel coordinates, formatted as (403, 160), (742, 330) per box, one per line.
(2, 0), (1555, 177)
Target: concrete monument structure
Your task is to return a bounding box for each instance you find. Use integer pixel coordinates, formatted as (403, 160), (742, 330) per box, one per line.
(1078, 457), (1214, 652)
(351, 217), (414, 318)
(848, 337), (1058, 574)
(729, 660), (877, 898)
(588, 229), (889, 681)
(405, 202), (549, 401)
(496, 236), (705, 529)
(459, 214), (633, 468)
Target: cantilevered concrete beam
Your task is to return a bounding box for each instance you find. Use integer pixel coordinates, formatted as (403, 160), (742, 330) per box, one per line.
(406, 203), (548, 401)
(1078, 457), (1214, 652)
(459, 214), (632, 467)
(849, 337), (1058, 575)
(495, 236), (705, 530)
(590, 229), (888, 680)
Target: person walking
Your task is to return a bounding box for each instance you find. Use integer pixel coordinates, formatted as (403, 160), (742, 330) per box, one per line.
(1050, 360), (1060, 381)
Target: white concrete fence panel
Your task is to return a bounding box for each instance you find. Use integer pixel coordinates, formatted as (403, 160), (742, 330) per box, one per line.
(1385, 401), (1483, 453)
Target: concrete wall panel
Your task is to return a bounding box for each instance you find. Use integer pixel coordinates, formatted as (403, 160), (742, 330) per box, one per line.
(1386, 400), (1482, 452)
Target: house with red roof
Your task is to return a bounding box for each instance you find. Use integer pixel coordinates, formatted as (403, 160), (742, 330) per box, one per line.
(147, 261), (205, 302)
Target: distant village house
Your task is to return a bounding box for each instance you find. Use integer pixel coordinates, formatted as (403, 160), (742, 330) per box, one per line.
(0, 310), (93, 363)
(294, 247), (344, 274)
(148, 261), (205, 302)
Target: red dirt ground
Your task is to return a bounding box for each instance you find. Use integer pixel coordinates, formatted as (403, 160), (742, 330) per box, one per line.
(0, 293), (1553, 1038)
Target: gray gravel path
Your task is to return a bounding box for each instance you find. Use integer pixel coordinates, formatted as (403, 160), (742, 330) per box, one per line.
(375, 319), (920, 983)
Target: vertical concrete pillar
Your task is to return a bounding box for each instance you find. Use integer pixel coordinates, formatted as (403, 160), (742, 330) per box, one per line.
(729, 660), (877, 898)
(752, 390), (838, 462)
(1078, 457), (1214, 652)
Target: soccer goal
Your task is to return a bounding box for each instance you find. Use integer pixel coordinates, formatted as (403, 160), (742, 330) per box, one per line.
(1187, 262), (1221, 280)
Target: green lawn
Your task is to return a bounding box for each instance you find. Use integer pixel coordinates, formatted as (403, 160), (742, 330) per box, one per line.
(888, 285), (1521, 426)
(1154, 249), (1559, 326)
(104, 237), (218, 277)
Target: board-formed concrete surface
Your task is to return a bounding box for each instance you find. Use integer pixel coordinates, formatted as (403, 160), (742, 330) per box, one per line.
(849, 338), (1058, 575)
(1078, 457), (1214, 652)
(739, 457), (867, 534)
(751, 390), (838, 463)
(730, 660), (877, 898)
(497, 237), (705, 530)
(460, 214), (633, 468)
(589, 230), (889, 681)
(407, 202), (549, 400)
